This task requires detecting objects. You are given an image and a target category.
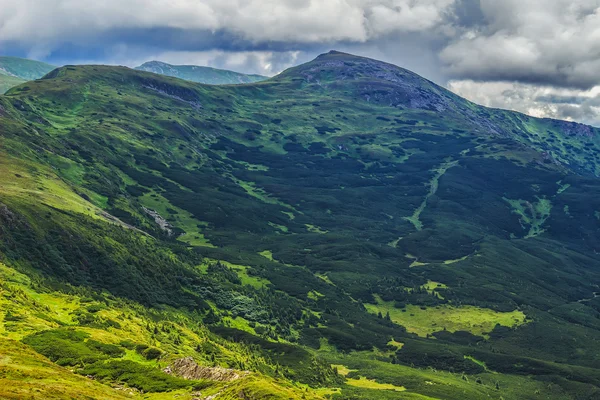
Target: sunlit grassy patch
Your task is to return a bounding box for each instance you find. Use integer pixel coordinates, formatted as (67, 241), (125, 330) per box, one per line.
(315, 273), (335, 285)
(139, 191), (215, 247)
(406, 254), (429, 268)
(305, 224), (328, 234)
(365, 295), (526, 338)
(308, 290), (325, 300)
(269, 222), (289, 232)
(259, 250), (274, 261)
(346, 376), (406, 392)
(281, 211), (295, 220)
(404, 159), (458, 231)
(230, 176), (296, 210)
(387, 339), (404, 349)
(200, 258), (271, 289)
(0, 154), (102, 219)
(387, 236), (402, 248)
(331, 364), (358, 376)
(0, 338), (132, 399)
(503, 196), (552, 238)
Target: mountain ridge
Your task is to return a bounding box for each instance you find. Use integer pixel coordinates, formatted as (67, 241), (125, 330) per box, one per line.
(0, 55), (55, 80)
(0, 56), (56, 94)
(1, 51), (600, 399)
(135, 60), (268, 85)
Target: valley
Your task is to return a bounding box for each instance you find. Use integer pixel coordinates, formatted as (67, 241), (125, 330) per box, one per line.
(0, 51), (599, 399)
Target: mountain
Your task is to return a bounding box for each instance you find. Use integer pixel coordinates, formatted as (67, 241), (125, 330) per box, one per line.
(1, 51), (600, 399)
(135, 60), (268, 84)
(0, 56), (55, 80)
(0, 56), (56, 93)
(0, 74), (25, 94)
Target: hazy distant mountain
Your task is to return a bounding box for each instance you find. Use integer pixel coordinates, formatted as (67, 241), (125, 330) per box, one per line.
(0, 56), (56, 93)
(0, 74), (25, 94)
(135, 60), (267, 84)
(0, 56), (55, 80)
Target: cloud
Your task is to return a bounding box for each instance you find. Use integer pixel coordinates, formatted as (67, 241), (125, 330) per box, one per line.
(2, 0), (600, 125)
(0, 0), (457, 49)
(440, 0), (600, 89)
(448, 80), (600, 126)
(148, 49), (303, 76)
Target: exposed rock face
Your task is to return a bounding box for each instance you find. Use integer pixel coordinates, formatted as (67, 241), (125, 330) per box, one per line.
(165, 357), (249, 382)
(142, 207), (173, 235)
(295, 51), (451, 112)
(0, 203), (17, 226)
(549, 119), (595, 138)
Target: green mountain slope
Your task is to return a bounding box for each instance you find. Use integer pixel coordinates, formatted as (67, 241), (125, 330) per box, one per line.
(135, 60), (268, 84)
(0, 56), (56, 94)
(0, 51), (599, 399)
(0, 74), (25, 94)
(0, 56), (56, 80)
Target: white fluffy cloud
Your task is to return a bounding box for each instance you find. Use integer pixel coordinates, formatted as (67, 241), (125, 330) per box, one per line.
(0, 0), (457, 46)
(441, 0), (600, 89)
(448, 80), (600, 126)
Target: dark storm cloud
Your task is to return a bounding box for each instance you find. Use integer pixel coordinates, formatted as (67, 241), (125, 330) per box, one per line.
(449, 0), (485, 28)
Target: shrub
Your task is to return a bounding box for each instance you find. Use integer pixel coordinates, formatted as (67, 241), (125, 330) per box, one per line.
(80, 360), (206, 392)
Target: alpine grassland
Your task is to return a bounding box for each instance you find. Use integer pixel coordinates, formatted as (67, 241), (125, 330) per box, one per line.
(0, 56), (55, 93)
(1, 51), (600, 399)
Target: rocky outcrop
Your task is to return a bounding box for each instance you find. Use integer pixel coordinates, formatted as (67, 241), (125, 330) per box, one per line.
(0, 203), (17, 226)
(550, 119), (595, 138)
(165, 357), (250, 382)
(142, 207), (173, 235)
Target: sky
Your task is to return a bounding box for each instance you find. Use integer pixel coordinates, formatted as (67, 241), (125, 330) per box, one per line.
(1, 0), (600, 126)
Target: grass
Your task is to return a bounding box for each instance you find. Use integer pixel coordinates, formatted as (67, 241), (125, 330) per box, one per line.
(0, 56), (55, 80)
(346, 376), (406, 392)
(0, 260), (325, 398)
(204, 259), (271, 289)
(0, 153), (102, 219)
(365, 295), (526, 338)
(2, 53), (600, 399)
(332, 364), (358, 376)
(259, 250), (275, 261)
(504, 196), (552, 238)
(404, 159), (458, 231)
(0, 338), (133, 400)
(305, 224), (328, 234)
(269, 221), (289, 232)
(324, 351), (571, 400)
(139, 190), (215, 247)
(308, 290), (325, 300)
(0, 74), (25, 94)
(230, 176), (296, 210)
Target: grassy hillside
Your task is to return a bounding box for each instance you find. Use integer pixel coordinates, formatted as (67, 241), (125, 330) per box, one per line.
(0, 56), (55, 80)
(136, 61), (267, 84)
(0, 56), (56, 93)
(0, 74), (25, 94)
(0, 51), (599, 399)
